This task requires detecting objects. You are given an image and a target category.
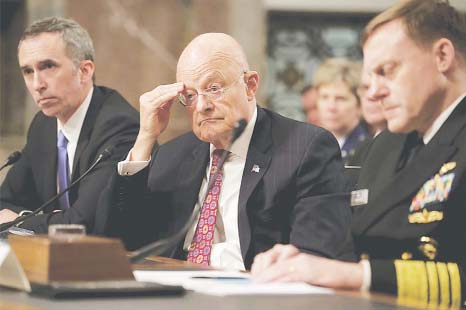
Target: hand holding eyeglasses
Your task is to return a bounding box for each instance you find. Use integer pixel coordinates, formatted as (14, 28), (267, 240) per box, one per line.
(131, 82), (184, 161)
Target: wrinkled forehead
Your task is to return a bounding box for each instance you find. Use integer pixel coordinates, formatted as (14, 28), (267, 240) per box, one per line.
(176, 52), (243, 85)
(363, 20), (411, 71)
(18, 32), (67, 65)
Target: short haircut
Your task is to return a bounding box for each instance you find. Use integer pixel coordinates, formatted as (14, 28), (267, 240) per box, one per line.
(20, 17), (95, 76)
(313, 58), (362, 101)
(300, 84), (314, 95)
(361, 0), (466, 61)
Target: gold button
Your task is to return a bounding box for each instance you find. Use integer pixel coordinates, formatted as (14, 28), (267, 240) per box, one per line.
(401, 252), (412, 260)
(360, 253), (370, 260)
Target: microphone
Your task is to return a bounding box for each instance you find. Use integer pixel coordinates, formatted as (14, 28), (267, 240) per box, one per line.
(232, 119), (247, 141)
(0, 147), (114, 233)
(0, 151), (22, 171)
(130, 118), (248, 263)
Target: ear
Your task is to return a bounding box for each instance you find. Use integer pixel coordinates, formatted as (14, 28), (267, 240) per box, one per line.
(244, 71), (259, 101)
(79, 60), (95, 84)
(433, 38), (455, 73)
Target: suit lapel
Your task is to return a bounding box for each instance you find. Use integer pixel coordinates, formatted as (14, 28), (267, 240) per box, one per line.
(169, 141), (209, 258)
(238, 107), (272, 259)
(353, 97), (466, 235)
(40, 118), (59, 212)
(174, 142), (210, 231)
(71, 87), (102, 181)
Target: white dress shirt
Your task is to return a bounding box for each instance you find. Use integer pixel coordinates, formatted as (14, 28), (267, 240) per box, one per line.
(57, 86), (93, 175)
(118, 107), (258, 270)
(422, 92), (466, 144)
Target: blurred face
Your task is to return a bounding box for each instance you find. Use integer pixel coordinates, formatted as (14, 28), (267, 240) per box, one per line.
(18, 32), (88, 124)
(177, 58), (257, 148)
(317, 81), (361, 138)
(358, 72), (386, 130)
(363, 20), (444, 134)
(301, 88), (320, 125)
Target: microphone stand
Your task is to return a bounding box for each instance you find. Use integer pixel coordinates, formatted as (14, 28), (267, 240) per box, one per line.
(0, 148), (113, 233)
(129, 119), (247, 263)
(0, 151), (22, 172)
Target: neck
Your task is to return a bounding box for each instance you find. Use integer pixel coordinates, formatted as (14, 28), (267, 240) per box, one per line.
(58, 83), (92, 124)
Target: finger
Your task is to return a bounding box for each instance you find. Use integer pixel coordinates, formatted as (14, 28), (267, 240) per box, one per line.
(251, 244), (287, 275)
(253, 259), (298, 283)
(140, 83), (184, 107)
(145, 82), (184, 98)
(274, 244), (300, 262)
(141, 90), (180, 112)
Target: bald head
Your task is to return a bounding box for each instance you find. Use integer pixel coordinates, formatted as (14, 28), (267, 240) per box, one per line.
(174, 32), (259, 149)
(176, 33), (249, 80)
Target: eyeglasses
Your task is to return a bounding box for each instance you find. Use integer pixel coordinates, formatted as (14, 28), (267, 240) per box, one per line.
(177, 71), (247, 107)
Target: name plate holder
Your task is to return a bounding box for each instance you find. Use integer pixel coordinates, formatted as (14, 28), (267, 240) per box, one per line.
(0, 235), (133, 291)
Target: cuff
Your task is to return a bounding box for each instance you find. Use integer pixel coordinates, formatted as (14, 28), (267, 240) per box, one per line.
(117, 149), (150, 176)
(360, 259), (372, 292)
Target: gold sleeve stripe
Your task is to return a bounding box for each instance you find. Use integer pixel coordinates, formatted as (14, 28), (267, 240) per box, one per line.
(425, 262), (439, 306)
(447, 263), (461, 309)
(437, 262), (450, 308)
(395, 260), (428, 306)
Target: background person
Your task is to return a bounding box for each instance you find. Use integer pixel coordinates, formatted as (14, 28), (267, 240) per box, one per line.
(314, 58), (369, 164)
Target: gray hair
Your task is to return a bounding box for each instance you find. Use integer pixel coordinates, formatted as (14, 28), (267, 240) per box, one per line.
(20, 17), (95, 79)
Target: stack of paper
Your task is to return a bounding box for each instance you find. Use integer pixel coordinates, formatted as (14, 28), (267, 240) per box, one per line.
(133, 270), (333, 296)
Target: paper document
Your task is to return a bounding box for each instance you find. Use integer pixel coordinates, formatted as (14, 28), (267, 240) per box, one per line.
(133, 270), (333, 296)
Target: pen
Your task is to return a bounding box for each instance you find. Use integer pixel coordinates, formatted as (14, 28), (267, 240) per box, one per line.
(191, 276), (249, 280)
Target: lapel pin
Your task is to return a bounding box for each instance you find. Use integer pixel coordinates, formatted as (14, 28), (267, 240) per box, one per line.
(251, 164), (260, 173)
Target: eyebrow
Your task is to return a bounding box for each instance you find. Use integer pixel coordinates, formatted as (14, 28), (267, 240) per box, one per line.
(20, 59), (58, 71)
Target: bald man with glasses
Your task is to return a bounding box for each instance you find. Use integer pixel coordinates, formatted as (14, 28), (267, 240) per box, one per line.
(101, 33), (354, 270)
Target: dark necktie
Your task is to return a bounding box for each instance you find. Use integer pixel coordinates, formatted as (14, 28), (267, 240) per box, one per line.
(187, 149), (226, 265)
(57, 130), (70, 209)
(398, 132), (424, 170)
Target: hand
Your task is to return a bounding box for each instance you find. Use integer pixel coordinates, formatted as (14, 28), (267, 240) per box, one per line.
(132, 83), (184, 161)
(251, 244), (364, 290)
(0, 209), (19, 224)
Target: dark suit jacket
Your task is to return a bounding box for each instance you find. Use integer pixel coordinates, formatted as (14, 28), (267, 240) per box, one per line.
(104, 106), (354, 269)
(0, 86), (139, 234)
(352, 97), (466, 305)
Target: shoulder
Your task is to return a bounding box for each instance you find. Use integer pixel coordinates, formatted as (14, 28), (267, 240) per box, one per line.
(159, 131), (200, 153)
(92, 86), (138, 119)
(260, 107), (331, 143)
(27, 111), (55, 138)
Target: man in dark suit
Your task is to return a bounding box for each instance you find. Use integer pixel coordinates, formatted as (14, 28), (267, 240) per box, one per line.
(103, 32), (354, 270)
(252, 0), (466, 308)
(0, 17), (139, 234)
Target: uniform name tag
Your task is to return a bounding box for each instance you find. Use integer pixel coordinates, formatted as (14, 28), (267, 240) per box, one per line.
(351, 189), (368, 207)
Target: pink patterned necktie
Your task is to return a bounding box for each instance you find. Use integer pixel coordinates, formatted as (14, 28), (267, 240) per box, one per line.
(187, 149), (226, 265)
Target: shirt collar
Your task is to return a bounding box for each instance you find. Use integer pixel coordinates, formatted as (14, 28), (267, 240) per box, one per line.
(423, 91), (466, 144)
(210, 105), (258, 159)
(57, 86), (94, 145)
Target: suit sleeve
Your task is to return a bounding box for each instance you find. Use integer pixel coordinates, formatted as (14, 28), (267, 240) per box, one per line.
(97, 143), (166, 251)
(18, 104), (140, 234)
(0, 115), (42, 214)
(370, 259), (464, 309)
(290, 128), (355, 262)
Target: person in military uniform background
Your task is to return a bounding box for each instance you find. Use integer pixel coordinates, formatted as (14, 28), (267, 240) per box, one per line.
(251, 1), (466, 308)
(313, 58), (369, 165)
